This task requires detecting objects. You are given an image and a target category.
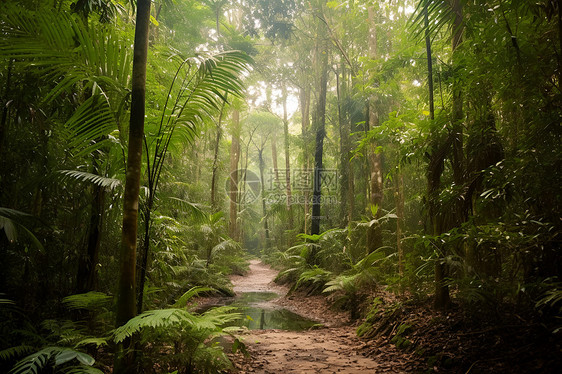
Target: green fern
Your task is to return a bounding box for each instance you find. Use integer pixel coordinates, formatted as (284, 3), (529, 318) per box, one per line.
(173, 286), (215, 308)
(113, 309), (197, 343)
(9, 347), (100, 374)
(0, 345), (34, 362)
(62, 292), (113, 311)
(295, 267), (333, 294)
(113, 306), (242, 372)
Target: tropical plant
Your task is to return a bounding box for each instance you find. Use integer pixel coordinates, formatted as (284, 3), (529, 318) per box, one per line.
(113, 305), (243, 374)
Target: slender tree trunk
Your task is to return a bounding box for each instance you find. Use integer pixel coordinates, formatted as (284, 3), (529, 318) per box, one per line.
(136, 204), (151, 314)
(115, 0), (151, 372)
(0, 59), (13, 155)
(311, 18), (329, 239)
(367, 6), (384, 254)
(425, 6), (435, 121)
(271, 137), (279, 182)
(337, 58), (349, 227)
(395, 171), (405, 282)
(450, 0), (465, 188)
(76, 178), (105, 293)
(228, 109), (241, 241)
(299, 85), (311, 234)
(210, 106), (225, 211)
(435, 0), (464, 309)
(282, 85), (294, 231)
(258, 148), (270, 248)
(427, 1), (452, 309)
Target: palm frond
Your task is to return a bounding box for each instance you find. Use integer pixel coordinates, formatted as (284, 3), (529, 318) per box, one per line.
(409, 0), (456, 42)
(167, 197), (208, 223)
(0, 208), (43, 251)
(58, 170), (122, 191)
(0, 5), (132, 94)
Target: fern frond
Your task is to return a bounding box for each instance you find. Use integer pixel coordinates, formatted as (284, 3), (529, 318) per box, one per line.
(197, 306), (241, 330)
(323, 274), (359, 294)
(74, 338), (108, 349)
(9, 347), (97, 374)
(0, 345), (34, 362)
(62, 292), (113, 311)
(64, 366), (104, 374)
(113, 309), (196, 343)
(173, 287), (215, 308)
(295, 267), (332, 292)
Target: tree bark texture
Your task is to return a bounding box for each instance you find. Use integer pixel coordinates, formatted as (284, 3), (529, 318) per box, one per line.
(228, 109), (241, 241)
(299, 85), (311, 234)
(282, 85), (294, 231)
(114, 0), (151, 372)
(311, 24), (328, 238)
(367, 6), (384, 254)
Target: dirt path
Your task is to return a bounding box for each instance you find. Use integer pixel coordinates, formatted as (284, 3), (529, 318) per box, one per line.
(229, 260), (393, 373)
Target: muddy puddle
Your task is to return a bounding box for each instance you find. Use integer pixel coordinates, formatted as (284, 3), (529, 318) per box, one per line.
(198, 291), (318, 331)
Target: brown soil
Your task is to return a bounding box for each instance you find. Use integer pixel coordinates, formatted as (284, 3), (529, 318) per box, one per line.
(228, 260), (419, 373)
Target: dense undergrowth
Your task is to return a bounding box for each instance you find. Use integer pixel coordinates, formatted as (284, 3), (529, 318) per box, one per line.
(262, 219), (562, 372)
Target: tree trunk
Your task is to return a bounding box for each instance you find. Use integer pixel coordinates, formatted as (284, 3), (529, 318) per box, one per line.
(210, 105), (225, 211)
(366, 6), (384, 254)
(425, 5), (435, 121)
(228, 109), (241, 241)
(271, 137), (279, 182)
(0, 59), (13, 155)
(450, 0), (465, 189)
(299, 85), (311, 234)
(114, 0), (151, 372)
(337, 58), (349, 227)
(282, 84), (294, 231)
(76, 180), (105, 293)
(136, 204), (152, 315)
(258, 148), (270, 249)
(311, 17), (329, 239)
(395, 171), (405, 282)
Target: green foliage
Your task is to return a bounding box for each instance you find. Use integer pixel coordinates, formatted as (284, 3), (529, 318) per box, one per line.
(57, 170), (122, 191)
(9, 347), (101, 374)
(62, 292), (113, 312)
(0, 208), (43, 251)
(390, 323), (413, 350)
(114, 306), (242, 373)
(295, 267), (332, 295)
(173, 287), (215, 309)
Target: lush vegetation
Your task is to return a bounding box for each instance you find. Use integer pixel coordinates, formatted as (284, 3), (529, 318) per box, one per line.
(1, 0), (560, 373)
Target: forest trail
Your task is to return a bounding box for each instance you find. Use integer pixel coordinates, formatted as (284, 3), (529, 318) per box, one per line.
(230, 260), (396, 374)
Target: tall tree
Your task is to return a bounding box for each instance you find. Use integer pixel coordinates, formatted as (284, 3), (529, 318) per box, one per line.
(114, 0), (151, 371)
(281, 84), (294, 231)
(366, 5), (384, 254)
(310, 3), (329, 239)
(228, 108), (241, 241)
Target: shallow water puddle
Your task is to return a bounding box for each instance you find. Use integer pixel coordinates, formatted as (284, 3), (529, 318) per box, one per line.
(201, 291), (318, 331)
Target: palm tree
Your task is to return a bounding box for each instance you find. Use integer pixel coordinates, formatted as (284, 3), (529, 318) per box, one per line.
(137, 51), (252, 314)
